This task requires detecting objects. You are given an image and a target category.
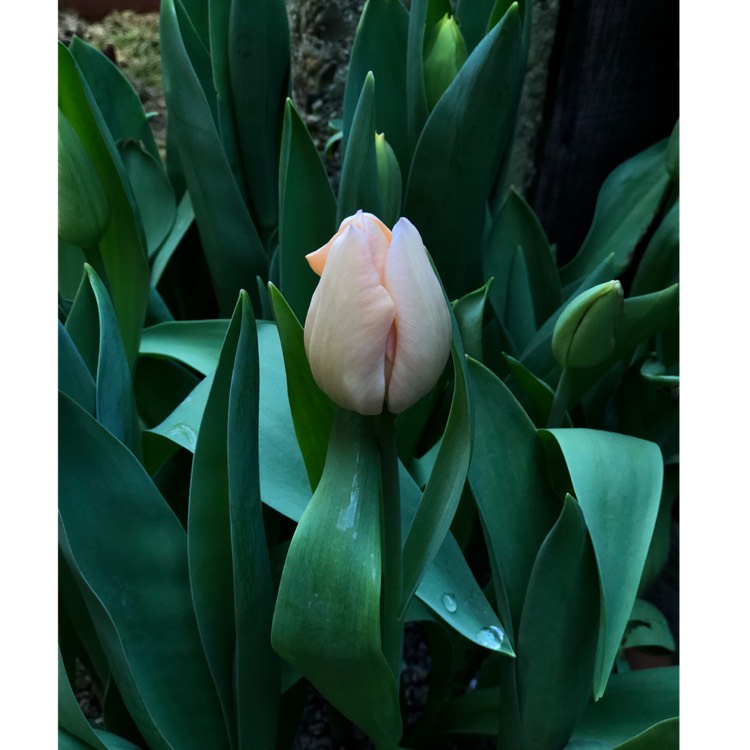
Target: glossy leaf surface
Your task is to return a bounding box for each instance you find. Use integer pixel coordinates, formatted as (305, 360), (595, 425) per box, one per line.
(58, 393), (229, 750)
(540, 429), (663, 698)
(272, 409), (402, 748)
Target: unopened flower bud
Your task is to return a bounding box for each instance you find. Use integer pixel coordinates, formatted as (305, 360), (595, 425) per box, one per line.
(58, 108), (110, 248)
(375, 133), (402, 226)
(552, 281), (624, 369)
(304, 211), (452, 415)
(424, 14), (467, 110)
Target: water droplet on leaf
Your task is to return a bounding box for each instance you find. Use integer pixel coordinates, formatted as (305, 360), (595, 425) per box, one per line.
(441, 593), (458, 613)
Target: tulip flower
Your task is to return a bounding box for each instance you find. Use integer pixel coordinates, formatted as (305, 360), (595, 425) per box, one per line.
(304, 211), (452, 415)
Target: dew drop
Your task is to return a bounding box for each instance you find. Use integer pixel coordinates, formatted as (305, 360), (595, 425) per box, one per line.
(441, 593), (458, 613)
(477, 625), (505, 651)
(167, 422), (197, 451)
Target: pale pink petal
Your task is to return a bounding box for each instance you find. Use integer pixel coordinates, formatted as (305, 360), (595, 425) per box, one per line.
(383, 218), (452, 413)
(305, 211), (392, 277)
(304, 225), (396, 415)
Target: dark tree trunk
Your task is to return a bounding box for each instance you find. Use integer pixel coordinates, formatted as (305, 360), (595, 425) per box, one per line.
(527, 0), (679, 265)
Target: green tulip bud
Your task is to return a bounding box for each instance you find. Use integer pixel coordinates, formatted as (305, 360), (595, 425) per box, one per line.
(424, 14), (467, 110)
(552, 281), (624, 369)
(375, 132), (402, 227)
(58, 108), (110, 248)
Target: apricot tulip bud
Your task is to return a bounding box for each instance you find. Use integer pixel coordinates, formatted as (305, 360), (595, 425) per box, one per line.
(304, 211), (452, 415)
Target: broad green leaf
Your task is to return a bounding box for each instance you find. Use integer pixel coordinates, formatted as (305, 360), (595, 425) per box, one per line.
(484, 187), (562, 341)
(612, 718), (678, 749)
(401, 314), (473, 613)
(59, 43), (150, 368)
(271, 409), (402, 748)
(69, 37), (160, 162)
(467, 358), (560, 637)
(143, 322), (312, 517)
(337, 72), (381, 222)
(452, 279), (493, 361)
(268, 284), (335, 489)
(403, 5), (524, 300)
(540, 429), (663, 698)
(622, 599), (675, 652)
(188, 292), (279, 750)
(58, 393), (230, 750)
(65, 265), (140, 455)
(560, 140), (671, 287)
(516, 495), (600, 750)
(160, 0), (267, 315)
(344, 0), (410, 172)
(151, 191), (195, 285)
(228, 0), (289, 239)
(120, 141), (176, 259)
(571, 667), (678, 746)
(58, 321), (95, 416)
(278, 100), (337, 321)
(631, 200), (679, 297)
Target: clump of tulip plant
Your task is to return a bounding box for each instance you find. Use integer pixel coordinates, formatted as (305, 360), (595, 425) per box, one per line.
(58, 2), (679, 750)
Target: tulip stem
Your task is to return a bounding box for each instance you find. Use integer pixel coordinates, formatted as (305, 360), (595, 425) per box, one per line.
(547, 367), (573, 428)
(374, 410), (403, 686)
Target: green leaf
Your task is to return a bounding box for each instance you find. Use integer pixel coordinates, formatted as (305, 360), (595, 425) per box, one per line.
(120, 141), (176, 259)
(631, 200), (679, 297)
(59, 43), (150, 368)
(69, 37), (160, 162)
(638, 464), (678, 593)
(160, 0), (267, 315)
(65, 265), (140, 455)
(207, 0), (246, 200)
(344, 0), (410, 172)
(140, 319), (228, 375)
(612, 718), (678, 749)
(58, 321), (96, 416)
(271, 409), (402, 748)
(268, 284), (335, 489)
(516, 495), (600, 750)
(188, 292), (279, 750)
(539, 429), (663, 699)
(58, 392), (230, 750)
(452, 279), (493, 361)
(278, 100), (337, 321)
(484, 187), (562, 345)
(467, 358), (560, 637)
(228, 0), (289, 239)
(403, 5), (525, 300)
(571, 667), (678, 746)
(401, 315), (473, 614)
(151, 191), (195, 285)
(59, 238), (86, 302)
(338, 72), (381, 222)
(560, 140), (671, 287)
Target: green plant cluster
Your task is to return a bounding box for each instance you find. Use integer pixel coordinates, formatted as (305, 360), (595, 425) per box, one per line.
(58, 2), (679, 749)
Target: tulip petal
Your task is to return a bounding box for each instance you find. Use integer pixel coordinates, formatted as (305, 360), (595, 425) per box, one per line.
(384, 218), (452, 413)
(306, 211), (392, 277)
(305, 225), (396, 415)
